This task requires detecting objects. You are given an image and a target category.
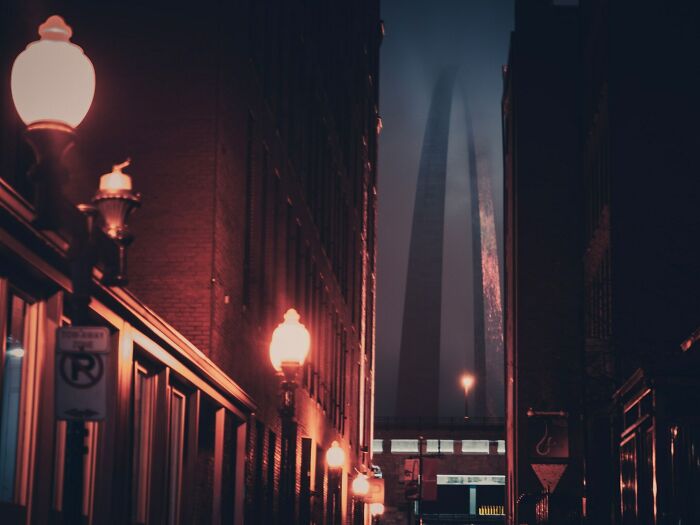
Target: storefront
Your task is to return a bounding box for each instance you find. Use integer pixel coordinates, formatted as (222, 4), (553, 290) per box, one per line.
(614, 359), (700, 525)
(0, 178), (255, 524)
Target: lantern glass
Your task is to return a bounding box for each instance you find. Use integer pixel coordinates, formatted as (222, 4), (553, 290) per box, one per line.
(269, 309), (310, 371)
(11, 15), (95, 128)
(326, 441), (345, 469)
(370, 503), (385, 516)
(351, 473), (370, 497)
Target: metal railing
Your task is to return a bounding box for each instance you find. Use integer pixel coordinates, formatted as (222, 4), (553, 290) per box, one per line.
(375, 416), (505, 430)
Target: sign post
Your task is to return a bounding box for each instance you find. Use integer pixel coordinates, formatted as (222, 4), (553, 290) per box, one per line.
(56, 326), (110, 525)
(527, 410), (569, 512)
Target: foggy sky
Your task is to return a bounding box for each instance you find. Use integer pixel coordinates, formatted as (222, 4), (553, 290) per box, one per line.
(376, 0), (513, 417)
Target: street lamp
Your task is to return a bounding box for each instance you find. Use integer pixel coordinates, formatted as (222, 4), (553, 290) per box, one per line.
(326, 441), (345, 524)
(351, 472), (370, 498)
(326, 440), (346, 470)
(10, 14), (140, 286)
(461, 373), (475, 420)
(351, 472), (370, 525)
(10, 15), (141, 524)
(11, 15), (95, 228)
(269, 308), (310, 415)
(370, 502), (385, 524)
(93, 159), (141, 284)
(269, 308), (310, 520)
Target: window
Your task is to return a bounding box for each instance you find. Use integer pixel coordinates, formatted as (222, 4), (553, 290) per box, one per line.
(461, 440), (490, 454)
(0, 287), (36, 505)
(132, 363), (157, 524)
(193, 397), (217, 523)
(390, 440), (419, 453)
(497, 440), (506, 454)
(426, 440), (454, 454)
(372, 439), (383, 454)
(167, 387), (186, 525)
(266, 431), (277, 521)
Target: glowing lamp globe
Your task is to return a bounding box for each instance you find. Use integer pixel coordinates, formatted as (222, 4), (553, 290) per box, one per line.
(11, 15), (95, 129)
(351, 473), (370, 497)
(326, 441), (345, 470)
(370, 503), (385, 516)
(461, 374), (475, 393)
(269, 309), (310, 372)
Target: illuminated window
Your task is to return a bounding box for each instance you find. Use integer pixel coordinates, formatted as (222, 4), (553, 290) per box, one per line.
(132, 363), (157, 524)
(0, 287), (36, 504)
(497, 440), (506, 454)
(372, 439), (383, 454)
(426, 440), (454, 453)
(390, 440), (418, 453)
(461, 440), (490, 454)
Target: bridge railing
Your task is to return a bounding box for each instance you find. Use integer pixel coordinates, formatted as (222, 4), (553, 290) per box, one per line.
(375, 416), (505, 430)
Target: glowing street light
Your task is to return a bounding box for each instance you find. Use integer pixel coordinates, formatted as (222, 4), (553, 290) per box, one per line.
(352, 473), (370, 498)
(326, 440), (345, 470)
(461, 373), (475, 419)
(268, 309), (311, 520)
(11, 15), (95, 129)
(326, 440), (345, 523)
(269, 308), (311, 376)
(370, 502), (385, 516)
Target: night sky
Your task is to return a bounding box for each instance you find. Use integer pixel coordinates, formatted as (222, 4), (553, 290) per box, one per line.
(376, 0), (514, 417)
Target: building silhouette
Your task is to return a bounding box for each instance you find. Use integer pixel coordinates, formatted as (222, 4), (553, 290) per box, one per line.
(503, 1), (700, 524)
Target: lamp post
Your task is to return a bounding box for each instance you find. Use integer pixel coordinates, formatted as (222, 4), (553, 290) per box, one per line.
(351, 472), (370, 525)
(11, 15), (95, 229)
(461, 373), (475, 420)
(10, 15), (141, 524)
(269, 308), (310, 524)
(326, 441), (345, 525)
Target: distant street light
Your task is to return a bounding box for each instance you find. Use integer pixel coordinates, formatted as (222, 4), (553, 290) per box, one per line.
(326, 440), (346, 470)
(370, 502), (385, 523)
(326, 440), (344, 524)
(461, 373), (475, 419)
(351, 473), (370, 497)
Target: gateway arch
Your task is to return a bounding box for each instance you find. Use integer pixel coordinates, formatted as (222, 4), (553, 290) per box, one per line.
(396, 68), (504, 418)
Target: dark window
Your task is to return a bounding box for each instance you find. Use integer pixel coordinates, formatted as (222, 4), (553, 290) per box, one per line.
(193, 398), (217, 523)
(266, 431), (277, 525)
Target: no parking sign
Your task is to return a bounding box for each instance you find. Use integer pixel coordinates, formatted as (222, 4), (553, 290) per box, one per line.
(55, 326), (110, 420)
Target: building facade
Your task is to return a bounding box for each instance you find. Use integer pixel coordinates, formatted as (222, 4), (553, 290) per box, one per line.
(0, 1), (380, 524)
(372, 417), (505, 525)
(504, 1), (700, 524)
(502, 2), (583, 523)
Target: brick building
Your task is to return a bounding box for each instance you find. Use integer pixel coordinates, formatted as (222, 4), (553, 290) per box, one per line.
(0, 1), (380, 524)
(372, 418), (505, 525)
(501, 2), (583, 524)
(504, 1), (700, 524)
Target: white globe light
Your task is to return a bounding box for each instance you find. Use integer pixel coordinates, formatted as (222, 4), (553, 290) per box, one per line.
(370, 503), (385, 516)
(326, 441), (345, 469)
(11, 15), (95, 128)
(351, 473), (370, 497)
(269, 308), (310, 371)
